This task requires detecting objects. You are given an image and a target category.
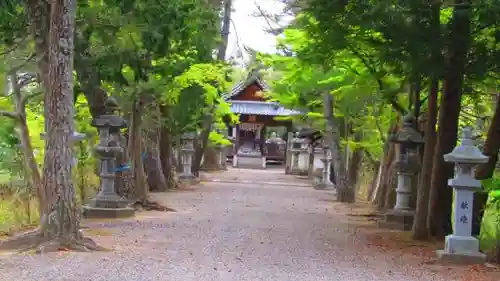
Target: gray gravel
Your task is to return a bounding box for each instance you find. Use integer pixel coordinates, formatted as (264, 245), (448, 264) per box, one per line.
(0, 168), (452, 281)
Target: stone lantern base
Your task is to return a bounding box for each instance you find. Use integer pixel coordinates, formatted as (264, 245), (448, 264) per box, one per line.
(313, 168), (334, 190)
(179, 173), (200, 185)
(436, 235), (487, 264)
(378, 209), (414, 231)
(82, 194), (135, 219)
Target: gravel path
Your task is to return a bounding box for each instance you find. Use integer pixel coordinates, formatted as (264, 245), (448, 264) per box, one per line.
(0, 168), (454, 281)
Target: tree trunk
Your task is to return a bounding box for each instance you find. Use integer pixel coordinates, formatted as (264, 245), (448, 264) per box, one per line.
(159, 117), (179, 189)
(24, 0), (50, 90)
(201, 147), (219, 170)
(74, 27), (108, 118)
(347, 132), (364, 191)
(114, 130), (132, 198)
(323, 92), (353, 202)
(368, 160), (382, 201)
(143, 104), (168, 192)
(476, 95), (500, 179)
(192, 0), (232, 175)
(375, 143), (395, 208)
(412, 78), (438, 240)
(39, 0), (92, 249)
(428, 0), (472, 237)
(383, 152), (398, 209)
(128, 100), (148, 203)
(8, 73), (44, 213)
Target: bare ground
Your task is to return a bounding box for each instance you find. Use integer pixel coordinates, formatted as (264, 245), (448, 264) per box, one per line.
(0, 168), (498, 281)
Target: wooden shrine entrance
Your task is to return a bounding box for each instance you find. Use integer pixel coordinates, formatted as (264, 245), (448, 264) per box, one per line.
(224, 75), (302, 169)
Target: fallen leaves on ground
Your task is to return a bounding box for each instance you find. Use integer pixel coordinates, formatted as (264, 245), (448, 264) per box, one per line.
(348, 210), (500, 281)
(457, 264), (500, 281)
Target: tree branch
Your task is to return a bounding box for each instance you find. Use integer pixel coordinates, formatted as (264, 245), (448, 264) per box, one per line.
(345, 44), (407, 114)
(252, 1), (285, 35)
(0, 35), (29, 56)
(8, 53), (37, 74)
(364, 150), (379, 167)
(21, 90), (43, 108)
(0, 111), (20, 120)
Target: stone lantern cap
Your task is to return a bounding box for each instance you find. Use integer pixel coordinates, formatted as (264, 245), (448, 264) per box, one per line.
(182, 132), (196, 140)
(390, 114), (424, 145)
(296, 137), (308, 144)
(91, 97), (127, 129)
(444, 127), (488, 164)
(91, 115), (127, 129)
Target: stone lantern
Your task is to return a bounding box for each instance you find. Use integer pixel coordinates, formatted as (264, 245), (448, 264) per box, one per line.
(289, 135), (302, 175)
(314, 145), (334, 190)
(179, 132), (198, 183)
(436, 127), (488, 264)
(380, 115), (423, 230)
(296, 137), (310, 175)
(82, 97), (134, 219)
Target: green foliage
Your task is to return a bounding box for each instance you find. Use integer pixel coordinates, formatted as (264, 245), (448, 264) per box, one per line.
(261, 25), (394, 159)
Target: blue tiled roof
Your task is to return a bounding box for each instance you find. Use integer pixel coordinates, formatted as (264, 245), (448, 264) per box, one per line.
(229, 100), (302, 116)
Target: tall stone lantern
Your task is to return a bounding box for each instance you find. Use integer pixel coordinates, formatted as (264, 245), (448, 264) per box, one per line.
(380, 115), (423, 230)
(314, 144), (334, 190)
(436, 127), (488, 264)
(82, 98), (135, 218)
(179, 132), (198, 183)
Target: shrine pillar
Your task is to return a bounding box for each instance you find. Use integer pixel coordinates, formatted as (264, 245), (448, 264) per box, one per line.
(232, 124), (240, 167)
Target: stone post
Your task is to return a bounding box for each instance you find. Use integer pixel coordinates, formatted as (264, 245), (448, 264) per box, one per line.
(289, 136), (301, 175)
(297, 138), (310, 175)
(285, 132), (294, 174)
(83, 103), (134, 219)
(261, 153), (267, 169)
(307, 145), (315, 180)
(436, 127), (488, 264)
(179, 132), (198, 183)
(315, 146), (334, 189)
(213, 144), (222, 170)
(175, 135), (182, 172)
(232, 125), (240, 168)
(379, 115), (423, 230)
(311, 146), (323, 180)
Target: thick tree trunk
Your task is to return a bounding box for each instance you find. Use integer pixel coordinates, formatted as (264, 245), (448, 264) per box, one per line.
(374, 122), (398, 208)
(39, 0), (96, 250)
(412, 78), (438, 240)
(24, 0), (50, 89)
(159, 122), (179, 189)
(144, 104), (168, 192)
(323, 92), (353, 202)
(201, 147), (219, 170)
(368, 160), (382, 201)
(476, 95), (500, 179)
(428, 0), (472, 237)
(347, 133), (364, 191)
(375, 143), (396, 208)
(128, 100), (148, 203)
(74, 27), (108, 118)
(383, 153), (398, 210)
(192, 0), (232, 175)
(114, 130), (132, 198)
